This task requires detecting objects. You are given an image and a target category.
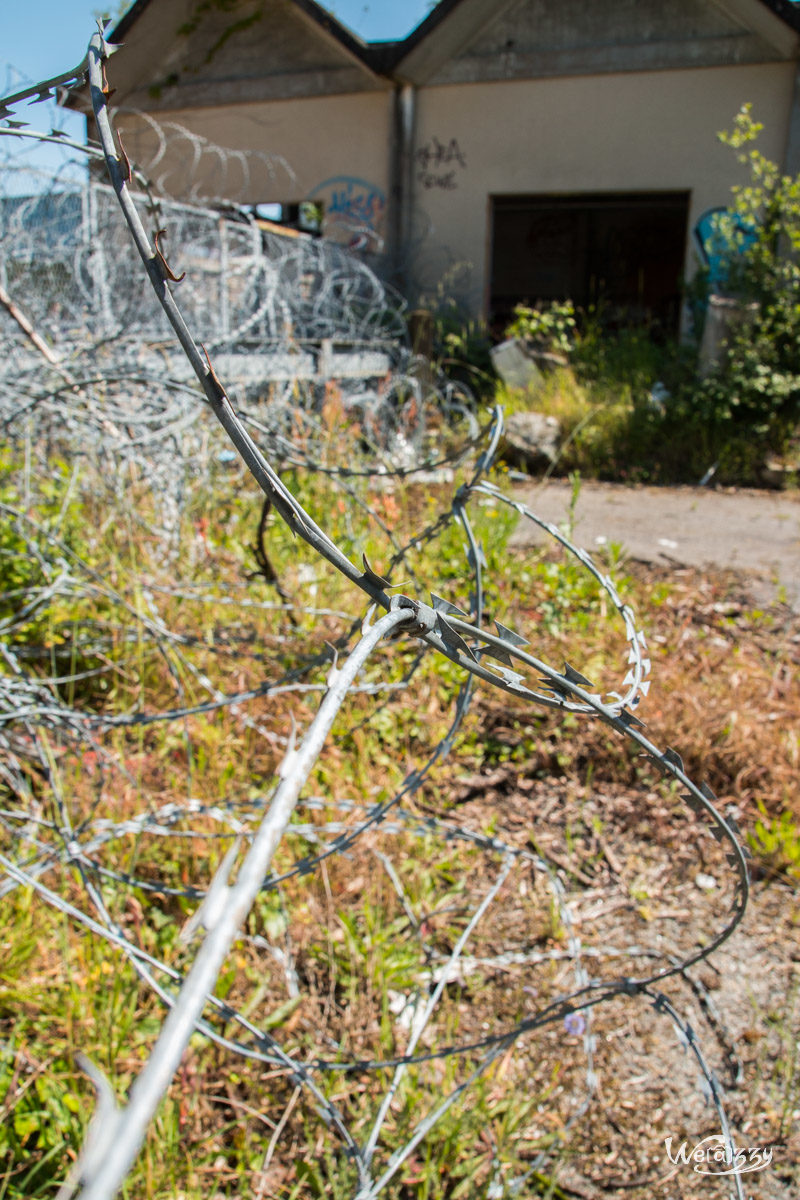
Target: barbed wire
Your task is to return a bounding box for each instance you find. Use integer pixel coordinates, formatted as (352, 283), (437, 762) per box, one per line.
(0, 32), (756, 1200)
(113, 107), (296, 210)
(0, 87), (478, 560)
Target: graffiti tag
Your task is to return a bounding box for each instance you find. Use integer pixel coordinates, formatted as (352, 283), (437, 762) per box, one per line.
(309, 176), (386, 230)
(415, 136), (467, 190)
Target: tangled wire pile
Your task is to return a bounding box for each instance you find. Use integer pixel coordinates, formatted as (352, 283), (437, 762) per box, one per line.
(0, 78), (477, 548)
(0, 33), (755, 1200)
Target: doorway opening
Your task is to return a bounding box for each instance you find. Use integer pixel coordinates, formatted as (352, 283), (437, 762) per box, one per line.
(489, 191), (689, 335)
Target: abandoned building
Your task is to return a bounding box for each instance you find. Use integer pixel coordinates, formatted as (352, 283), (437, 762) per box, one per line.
(67, 0), (800, 332)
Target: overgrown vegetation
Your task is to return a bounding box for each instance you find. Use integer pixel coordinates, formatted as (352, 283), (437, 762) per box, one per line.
(505, 301), (576, 360)
(428, 106), (800, 487)
(690, 106), (800, 456)
(3, 45), (798, 1193)
(1, 425), (798, 1197)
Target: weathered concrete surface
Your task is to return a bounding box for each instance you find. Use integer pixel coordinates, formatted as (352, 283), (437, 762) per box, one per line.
(509, 479), (800, 609)
(499, 411), (560, 472)
(490, 339), (544, 390)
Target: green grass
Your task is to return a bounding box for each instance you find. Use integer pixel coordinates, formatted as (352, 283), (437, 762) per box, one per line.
(1, 429), (798, 1197)
(484, 313), (800, 486)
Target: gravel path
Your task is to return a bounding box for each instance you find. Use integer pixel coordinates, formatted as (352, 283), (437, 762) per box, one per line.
(509, 479), (800, 609)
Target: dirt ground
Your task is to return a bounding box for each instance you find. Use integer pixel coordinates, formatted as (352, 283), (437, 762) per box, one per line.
(509, 480), (800, 612)
(476, 492), (800, 1196)
(447, 772), (800, 1200)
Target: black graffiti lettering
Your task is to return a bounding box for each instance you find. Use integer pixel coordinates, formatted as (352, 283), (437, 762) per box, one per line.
(444, 138), (467, 169)
(417, 169), (458, 191)
(415, 136), (467, 173)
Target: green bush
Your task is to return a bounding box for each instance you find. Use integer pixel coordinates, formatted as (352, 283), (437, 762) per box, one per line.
(430, 300), (495, 396)
(505, 300), (577, 357)
(486, 108), (800, 485)
(0, 449), (87, 645)
(686, 105), (800, 455)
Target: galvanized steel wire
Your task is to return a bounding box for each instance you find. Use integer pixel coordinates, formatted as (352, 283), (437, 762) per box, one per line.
(0, 34), (751, 1200)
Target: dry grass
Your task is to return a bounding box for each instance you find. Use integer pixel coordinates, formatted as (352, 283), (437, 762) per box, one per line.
(2, 456), (799, 1198)
(473, 557), (800, 822)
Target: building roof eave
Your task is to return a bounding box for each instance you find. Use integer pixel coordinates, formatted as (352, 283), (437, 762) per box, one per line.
(62, 0), (800, 116)
(109, 0), (390, 75)
(760, 0), (800, 35)
(109, 0), (800, 54)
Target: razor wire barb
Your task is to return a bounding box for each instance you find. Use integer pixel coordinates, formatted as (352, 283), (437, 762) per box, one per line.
(0, 29), (753, 1200)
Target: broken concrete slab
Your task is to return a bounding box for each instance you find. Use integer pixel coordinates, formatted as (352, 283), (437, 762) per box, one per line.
(499, 410), (561, 473)
(490, 338), (545, 391)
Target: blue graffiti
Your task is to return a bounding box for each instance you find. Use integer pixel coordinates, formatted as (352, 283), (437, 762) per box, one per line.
(308, 176), (386, 231)
(693, 207), (757, 292)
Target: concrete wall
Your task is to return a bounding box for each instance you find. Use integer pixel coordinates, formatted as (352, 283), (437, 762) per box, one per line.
(410, 62), (796, 313)
(117, 58), (797, 317)
(119, 90), (393, 246)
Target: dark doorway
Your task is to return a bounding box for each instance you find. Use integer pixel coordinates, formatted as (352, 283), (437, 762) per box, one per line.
(489, 192), (689, 334)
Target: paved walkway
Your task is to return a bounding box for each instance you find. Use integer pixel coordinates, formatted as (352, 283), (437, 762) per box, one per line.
(509, 479), (800, 610)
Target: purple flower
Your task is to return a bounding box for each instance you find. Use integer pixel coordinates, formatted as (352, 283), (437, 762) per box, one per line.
(564, 1012), (586, 1036)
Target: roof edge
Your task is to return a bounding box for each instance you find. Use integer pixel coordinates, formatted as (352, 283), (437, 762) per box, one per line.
(109, 0), (390, 76)
(107, 0), (800, 82)
(109, 0), (151, 44)
(107, 0), (462, 78)
(760, 0), (800, 34)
